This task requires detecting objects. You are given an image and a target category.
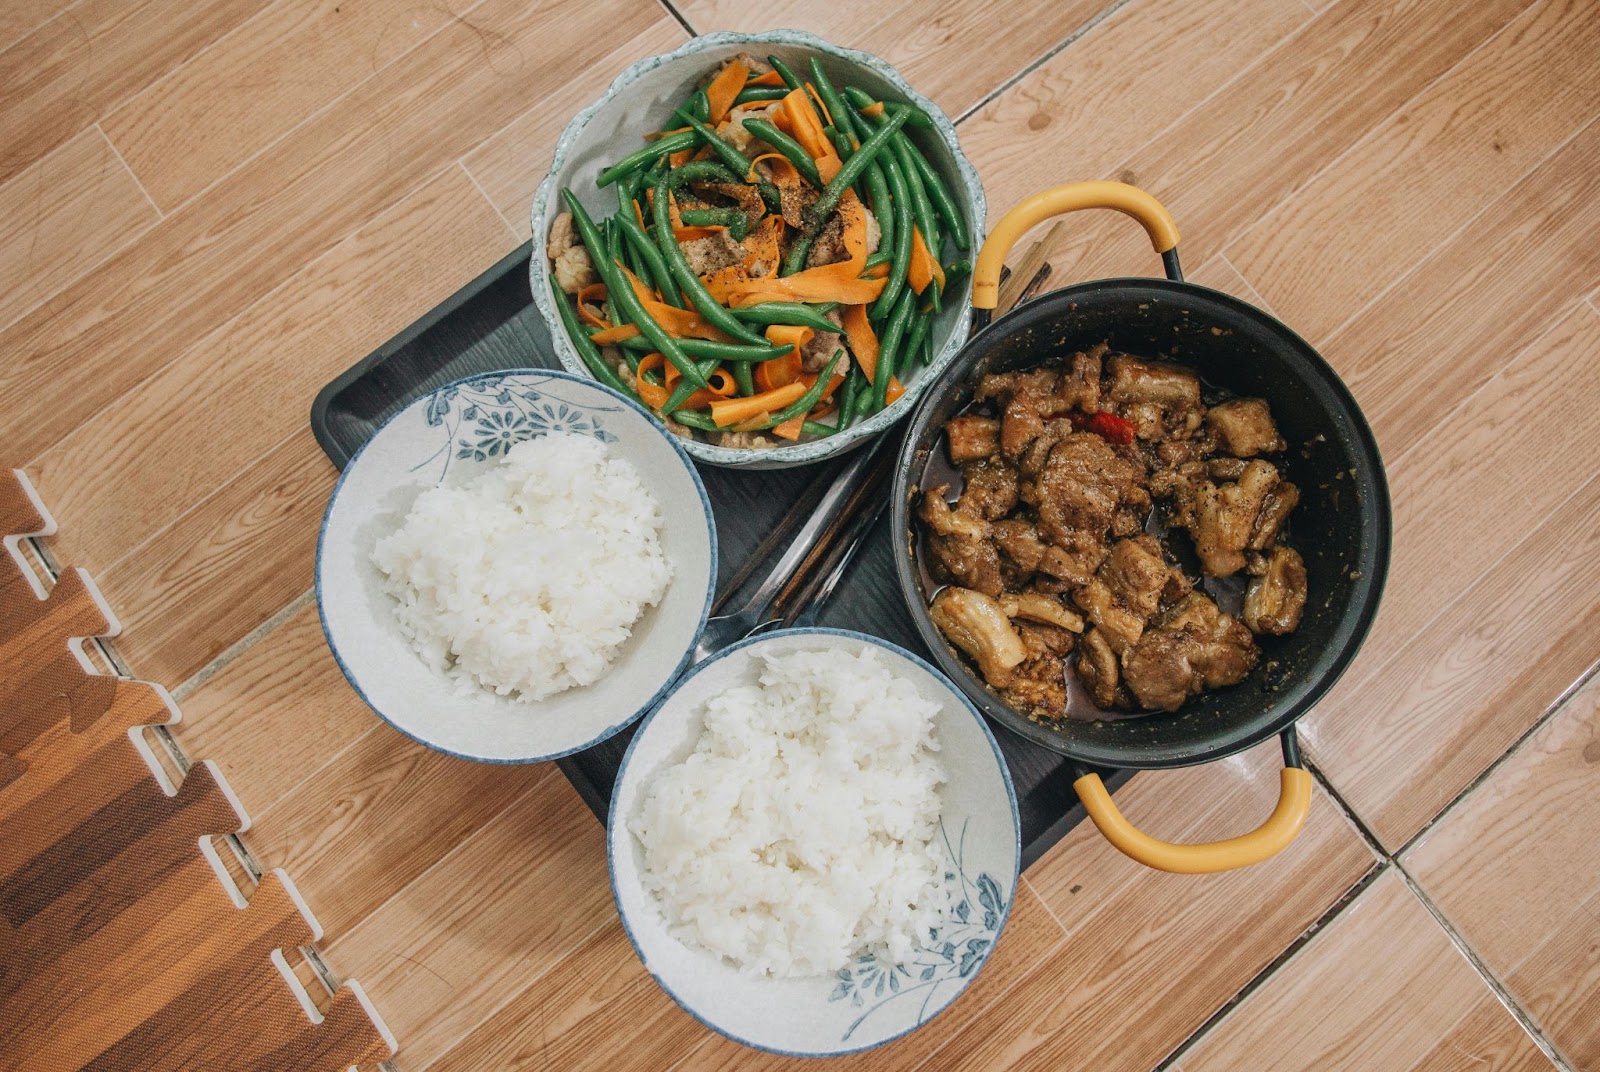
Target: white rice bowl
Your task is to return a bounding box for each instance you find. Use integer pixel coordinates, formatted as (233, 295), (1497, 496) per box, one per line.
(609, 629), (1020, 1057)
(371, 432), (671, 702)
(316, 368), (715, 764)
(630, 646), (948, 977)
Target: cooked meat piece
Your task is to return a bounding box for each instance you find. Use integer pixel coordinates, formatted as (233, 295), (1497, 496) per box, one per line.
(1038, 544), (1101, 587)
(1105, 354), (1204, 441)
(1118, 632), (1202, 711)
(1244, 545), (1308, 634)
(1105, 354), (1202, 409)
(806, 206), (881, 267)
(1003, 622), (1078, 714)
(716, 431), (780, 449)
(947, 415), (1001, 463)
(930, 587), (1027, 686)
(1028, 432), (1149, 553)
(1121, 593), (1259, 711)
(959, 461), (1019, 521)
(1248, 478), (1301, 550)
(1155, 437), (1205, 469)
(920, 488), (1003, 596)
(1206, 398), (1286, 456)
(1072, 577), (1145, 654)
(720, 101), (781, 154)
(1076, 627), (1122, 708)
(1059, 344), (1105, 412)
(992, 519), (1047, 573)
(975, 366), (1060, 407)
(999, 592), (1085, 632)
(1207, 456), (1249, 481)
(1098, 536), (1169, 619)
(800, 309), (844, 373)
(546, 212), (596, 295)
(679, 230), (746, 275)
(1191, 460), (1279, 576)
(1001, 397), (1047, 458)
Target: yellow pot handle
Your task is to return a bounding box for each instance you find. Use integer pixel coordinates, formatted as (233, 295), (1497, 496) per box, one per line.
(1074, 731), (1313, 874)
(972, 181), (1182, 312)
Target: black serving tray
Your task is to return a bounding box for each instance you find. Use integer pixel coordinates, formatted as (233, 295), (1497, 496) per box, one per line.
(311, 241), (1131, 870)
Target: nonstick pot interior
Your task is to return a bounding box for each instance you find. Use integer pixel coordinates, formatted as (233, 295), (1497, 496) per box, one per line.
(892, 279), (1392, 770)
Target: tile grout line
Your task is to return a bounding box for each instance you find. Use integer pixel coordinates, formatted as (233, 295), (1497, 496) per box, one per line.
(1149, 861), (1390, 1071)
(1295, 304), (1600, 712)
(172, 587), (316, 701)
(457, 159), (522, 242)
(1215, 0), (1546, 269)
(951, 0), (1138, 125)
(97, 122), (165, 220)
(1392, 653), (1600, 859)
(650, 0), (697, 38)
(1213, 252), (1277, 316)
(1393, 866), (1576, 1072)
(1300, 109), (1600, 351)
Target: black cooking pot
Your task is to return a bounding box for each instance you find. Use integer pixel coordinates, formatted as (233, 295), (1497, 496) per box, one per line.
(891, 183), (1391, 873)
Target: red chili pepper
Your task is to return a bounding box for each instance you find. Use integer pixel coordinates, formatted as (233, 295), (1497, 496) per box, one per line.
(1069, 410), (1136, 445)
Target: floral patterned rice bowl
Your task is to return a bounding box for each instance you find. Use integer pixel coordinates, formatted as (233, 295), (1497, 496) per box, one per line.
(608, 628), (1021, 1056)
(316, 369), (716, 763)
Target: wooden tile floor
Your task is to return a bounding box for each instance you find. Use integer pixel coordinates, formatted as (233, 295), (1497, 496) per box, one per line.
(4, 0), (1598, 1066)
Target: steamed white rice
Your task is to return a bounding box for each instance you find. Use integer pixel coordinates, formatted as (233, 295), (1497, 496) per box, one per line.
(371, 431), (672, 701)
(631, 647), (948, 977)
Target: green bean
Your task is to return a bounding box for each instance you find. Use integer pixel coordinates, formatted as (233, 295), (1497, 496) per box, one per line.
(671, 109), (755, 177)
(783, 230), (816, 276)
(921, 315), (936, 367)
(649, 173), (770, 346)
(669, 410), (721, 432)
(665, 160), (741, 190)
(943, 259), (972, 292)
(837, 366), (865, 429)
(730, 360), (756, 397)
(563, 188), (708, 391)
(827, 125), (855, 164)
(689, 88), (711, 122)
(872, 289), (915, 412)
(554, 273), (634, 397)
(677, 207), (750, 241)
(730, 302), (841, 333)
(864, 250), (893, 271)
(596, 130), (696, 187)
(616, 335), (790, 361)
(892, 134), (940, 261)
(769, 352), (843, 425)
(766, 55), (804, 91)
(618, 180), (681, 305)
(739, 120), (821, 187)
(808, 58), (852, 142)
(842, 87), (935, 130)
(805, 108), (908, 230)
(898, 135), (968, 251)
(734, 85), (788, 104)
(873, 151), (914, 321)
(801, 419), (837, 437)
(902, 308), (932, 370)
(663, 358), (721, 414)
(863, 157), (894, 253)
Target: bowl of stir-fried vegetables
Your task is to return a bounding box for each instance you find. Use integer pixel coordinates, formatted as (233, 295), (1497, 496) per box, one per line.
(531, 31), (985, 468)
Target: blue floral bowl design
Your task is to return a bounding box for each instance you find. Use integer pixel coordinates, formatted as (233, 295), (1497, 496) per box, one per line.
(608, 628), (1021, 1056)
(531, 30), (987, 470)
(316, 369), (716, 763)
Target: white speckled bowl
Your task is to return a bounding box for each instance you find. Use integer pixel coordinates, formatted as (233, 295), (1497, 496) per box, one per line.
(316, 369), (716, 763)
(531, 30), (987, 469)
(608, 628), (1020, 1056)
